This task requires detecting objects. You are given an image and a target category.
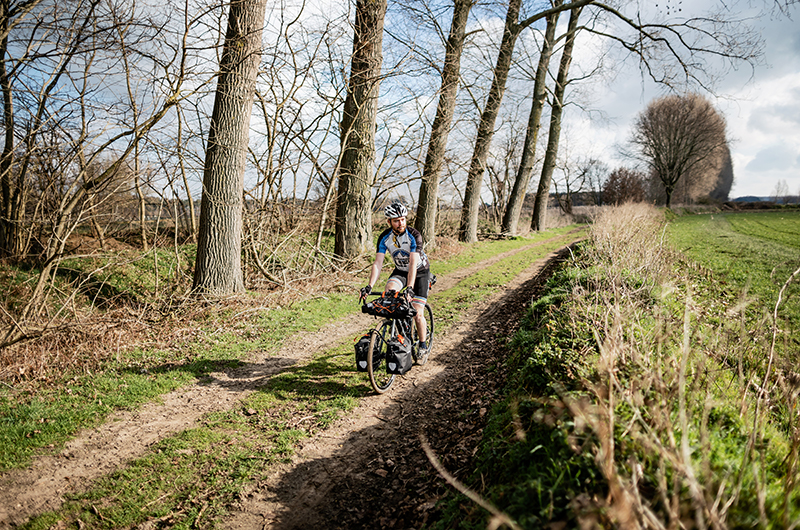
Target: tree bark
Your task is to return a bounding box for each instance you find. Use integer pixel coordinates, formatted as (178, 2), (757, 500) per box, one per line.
(457, 0), (522, 243)
(193, 0), (267, 295)
(334, 0), (387, 260)
(177, 108), (197, 242)
(501, 1), (561, 235)
(531, 6), (580, 232)
(0, 2), (24, 259)
(414, 0), (473, 248)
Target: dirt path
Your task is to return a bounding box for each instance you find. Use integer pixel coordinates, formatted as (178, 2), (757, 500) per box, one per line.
(222, 246), (574, 530)
(0, 234), (578, 528)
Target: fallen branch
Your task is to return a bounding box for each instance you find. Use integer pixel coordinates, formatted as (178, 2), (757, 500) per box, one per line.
(419, 434), (522, 530)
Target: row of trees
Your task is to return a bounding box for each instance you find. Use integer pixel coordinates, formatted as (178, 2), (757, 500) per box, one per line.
(0, 0), (788, 307)
(332, 0), (769, 267)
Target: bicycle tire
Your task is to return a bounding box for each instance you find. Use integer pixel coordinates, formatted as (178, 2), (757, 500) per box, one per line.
(412, 303), (434, 366)
(368, 321), (395, 393)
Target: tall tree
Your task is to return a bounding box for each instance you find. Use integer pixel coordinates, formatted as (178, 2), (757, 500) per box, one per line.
(193, 0), (268, 295)
(531, 5), (581, 231)
(457, 0), (592, 243)
(501, 0), (561, 235)
(414, 0), (474, 248)
(457, 0), (521, 243)
(334, 0), (388, 259)
(630, 93), (727, 209)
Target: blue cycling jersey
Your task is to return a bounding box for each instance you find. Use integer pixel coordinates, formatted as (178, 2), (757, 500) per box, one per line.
(376, 227), (430, 272)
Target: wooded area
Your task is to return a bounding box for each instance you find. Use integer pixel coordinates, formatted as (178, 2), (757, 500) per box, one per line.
(0, 0), (787, 344)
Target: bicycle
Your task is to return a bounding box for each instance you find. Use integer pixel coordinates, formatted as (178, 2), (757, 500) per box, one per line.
(358, 284), (435, 394)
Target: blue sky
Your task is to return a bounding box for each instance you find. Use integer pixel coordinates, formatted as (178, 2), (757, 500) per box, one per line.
(565, 2), (800, 199)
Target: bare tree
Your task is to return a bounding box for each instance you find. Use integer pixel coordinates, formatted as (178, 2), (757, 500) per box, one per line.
(552, 155), (607, 212)
(531, 4), (581, 231)
(414, 0), (475, 248)
(457, 0), (521, 243)
(457, 0), (594, 242)
(501, 0), (561, 235)
(772, 179), (789, 204)
(0, 0), (199, 346)
(603, 167), (646, 205)
(630, 93), (727, 208)
(334, 0), (388, 260)
(485, 112), (523, 227)
(193, 0), (268, 295)
(580, 157), (608, 206)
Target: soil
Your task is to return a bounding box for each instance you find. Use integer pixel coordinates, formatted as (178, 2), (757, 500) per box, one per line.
(0, 235), (579, 529)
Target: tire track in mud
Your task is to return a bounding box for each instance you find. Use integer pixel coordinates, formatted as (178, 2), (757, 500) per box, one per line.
(0, 232), (582, 528)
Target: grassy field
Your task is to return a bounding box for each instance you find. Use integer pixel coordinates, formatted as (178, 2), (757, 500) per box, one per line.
(669, 210), (800, 308)
(668, 210), (800, 367)
(437, 206), (800, 529)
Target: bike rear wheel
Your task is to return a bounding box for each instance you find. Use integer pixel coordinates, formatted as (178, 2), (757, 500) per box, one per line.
(412, 303), (434, 366)
(368, 321), (395, 393)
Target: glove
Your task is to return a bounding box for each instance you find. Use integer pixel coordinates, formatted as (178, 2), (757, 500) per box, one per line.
(360, 285), (372, 300)
(406, 288), (415, 301)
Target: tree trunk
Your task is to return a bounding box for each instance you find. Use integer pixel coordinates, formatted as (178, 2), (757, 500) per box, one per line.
(193, 0), (267, 295)
(134, 144), (149, 251)
(531, 6), (580, 232)
(177, 108), (197, 243)
(0, 5), (22, 259)
(501, 1), (561, 235)
(334, 0), (387, 260)
(414, 0), (473, 248)
(457, 0), (522, 243)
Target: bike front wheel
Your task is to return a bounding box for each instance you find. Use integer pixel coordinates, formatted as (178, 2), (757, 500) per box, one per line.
(368, 321), (395, 393)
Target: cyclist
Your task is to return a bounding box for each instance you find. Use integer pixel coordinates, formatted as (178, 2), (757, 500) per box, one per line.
(360, 202), (431, 362)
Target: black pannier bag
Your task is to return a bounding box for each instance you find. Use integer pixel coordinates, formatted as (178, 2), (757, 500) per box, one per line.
(386, 336), (413, 375)
(354, 334), (371, 372)
(362, 291), (417, 319)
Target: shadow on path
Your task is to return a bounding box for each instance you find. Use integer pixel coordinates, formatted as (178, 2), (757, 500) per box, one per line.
(225, 247), (573, 530)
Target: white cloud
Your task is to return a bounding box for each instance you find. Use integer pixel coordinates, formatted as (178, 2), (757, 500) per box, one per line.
(745, 143), (799, 172)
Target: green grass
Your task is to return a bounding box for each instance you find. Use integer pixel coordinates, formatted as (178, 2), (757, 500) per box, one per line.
(668, 210), (800, 353)
(0, 353), (238, 471)
(668, 211), (800, 292)
(434, 232), (582, 329)
(433, 225), (581, 277)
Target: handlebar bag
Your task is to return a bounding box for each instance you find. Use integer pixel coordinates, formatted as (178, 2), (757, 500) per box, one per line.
(362, 293), (417, 319)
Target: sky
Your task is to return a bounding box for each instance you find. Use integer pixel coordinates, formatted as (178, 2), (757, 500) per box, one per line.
(566, 2), (800, 199)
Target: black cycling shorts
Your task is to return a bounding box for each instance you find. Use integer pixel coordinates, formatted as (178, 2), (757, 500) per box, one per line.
(387, 268), (430, 303)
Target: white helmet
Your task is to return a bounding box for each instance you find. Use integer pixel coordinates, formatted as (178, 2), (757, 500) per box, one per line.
(384, 202), (408, 219)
